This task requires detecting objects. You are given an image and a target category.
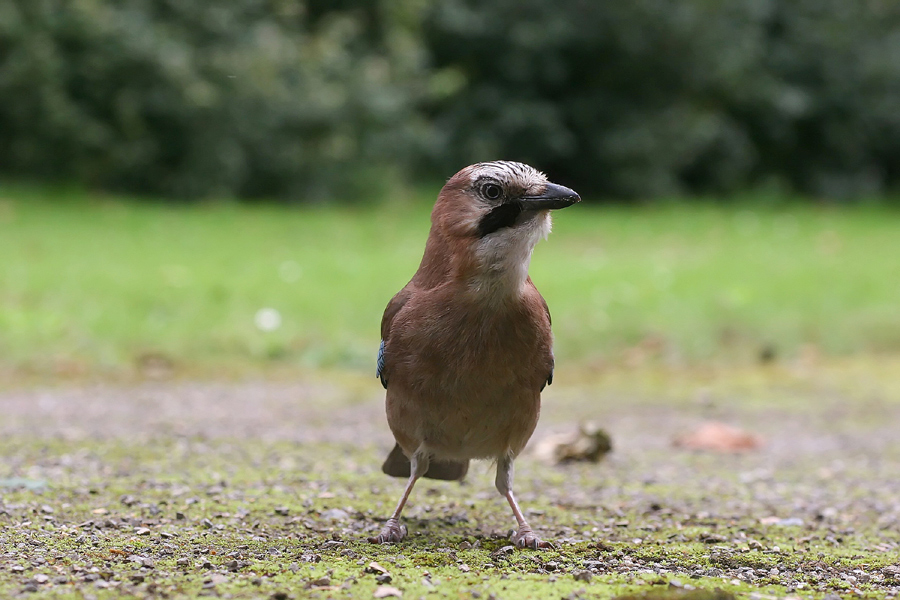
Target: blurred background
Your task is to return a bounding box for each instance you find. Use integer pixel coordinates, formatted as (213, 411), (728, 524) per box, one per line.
(1, 0), (899, 381)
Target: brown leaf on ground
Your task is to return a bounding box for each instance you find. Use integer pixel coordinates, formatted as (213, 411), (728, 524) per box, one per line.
(673, 421), (763, 453)
(531, 422), (613, 464)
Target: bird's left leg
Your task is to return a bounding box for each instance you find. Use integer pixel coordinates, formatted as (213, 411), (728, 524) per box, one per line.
(369, 451), (429, 544)
(495, 455), (552, 549)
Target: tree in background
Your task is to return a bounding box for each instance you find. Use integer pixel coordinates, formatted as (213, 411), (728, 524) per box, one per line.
(423, 0), (900, 197)
(1, 0), (898, 200)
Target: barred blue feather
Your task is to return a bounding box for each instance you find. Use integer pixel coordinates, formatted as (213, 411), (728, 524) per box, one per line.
(376, 339), (387, 389)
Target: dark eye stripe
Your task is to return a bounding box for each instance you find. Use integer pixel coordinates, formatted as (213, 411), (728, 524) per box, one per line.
(477, 202), (522, 237)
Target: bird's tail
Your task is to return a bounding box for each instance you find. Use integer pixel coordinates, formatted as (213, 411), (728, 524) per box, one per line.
(381, 443), (469, 482)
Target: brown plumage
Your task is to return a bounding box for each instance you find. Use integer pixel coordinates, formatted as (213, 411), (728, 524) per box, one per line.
(371, 161), (580, 548)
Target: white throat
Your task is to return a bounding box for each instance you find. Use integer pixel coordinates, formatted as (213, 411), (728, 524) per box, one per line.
(469, 212), (551, 302)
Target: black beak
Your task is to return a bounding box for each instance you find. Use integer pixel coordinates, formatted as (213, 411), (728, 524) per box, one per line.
(520, 182), (581, 210)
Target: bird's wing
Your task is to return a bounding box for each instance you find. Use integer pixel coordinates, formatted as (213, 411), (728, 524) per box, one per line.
(539, 292), (554, 391)
(377, 287), (412, 389)
(376, 339), (387, 388)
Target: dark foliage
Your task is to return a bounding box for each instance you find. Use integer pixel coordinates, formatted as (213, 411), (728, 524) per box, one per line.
(1, 0), (898, 199)
(423, 0), (900, 197)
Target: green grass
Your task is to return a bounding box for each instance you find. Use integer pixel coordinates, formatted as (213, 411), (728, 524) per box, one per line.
(1, 185), (899, 378)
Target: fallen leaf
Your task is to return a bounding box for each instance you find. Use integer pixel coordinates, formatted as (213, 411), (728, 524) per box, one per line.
(365, 562), (389, 575)
(532, 422), (613, 464)
(674, 421), (763, 453)
(374, 585), (402, 598)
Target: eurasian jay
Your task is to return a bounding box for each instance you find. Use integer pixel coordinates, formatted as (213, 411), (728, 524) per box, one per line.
(371, 161), (580, 548)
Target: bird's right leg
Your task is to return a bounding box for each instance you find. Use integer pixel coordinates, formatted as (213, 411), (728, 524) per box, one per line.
(369, 451), (428, 544)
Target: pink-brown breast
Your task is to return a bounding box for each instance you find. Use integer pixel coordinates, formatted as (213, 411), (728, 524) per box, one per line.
(383, 280), (552, 461)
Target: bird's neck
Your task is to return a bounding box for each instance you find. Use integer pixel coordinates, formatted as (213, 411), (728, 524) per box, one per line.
(465, 212), (551, 305)
(414, 213), (551, 305)
(466, 233), (537, 303)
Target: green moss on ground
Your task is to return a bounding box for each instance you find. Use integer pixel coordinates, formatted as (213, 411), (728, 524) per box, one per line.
(2, 360), (900, 598)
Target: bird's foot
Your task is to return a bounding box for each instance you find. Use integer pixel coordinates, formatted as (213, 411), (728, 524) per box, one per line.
(368, 518), (407, 544)
(511, 524), (553, 549)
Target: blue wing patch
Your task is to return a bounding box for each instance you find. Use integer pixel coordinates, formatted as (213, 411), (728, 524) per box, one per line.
(376, 339), (387, 389)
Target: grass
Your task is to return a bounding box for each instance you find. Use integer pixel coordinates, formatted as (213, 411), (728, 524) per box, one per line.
(1, 185), (899, 381)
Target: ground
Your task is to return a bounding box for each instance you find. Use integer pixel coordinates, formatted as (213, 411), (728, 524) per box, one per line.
(2, 358), (899, 599)
(2, 192), (899, 598)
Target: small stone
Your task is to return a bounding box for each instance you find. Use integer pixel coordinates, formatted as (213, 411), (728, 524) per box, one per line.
(201, 518), (213, 529)
(373, 585), (403, 598)
(365, 562), (389, 575)
(573, 570), (592, 582)
(130, 574), (145, 583)
(274, 507), (290, 516)
(458, 564), (470, 573)
(458, 541), (472, 550)
(22, 583), (38, 593)
(311, 576), (331, 587)
(376, 574), (393, 584)
(321, 508), (349, 520)
(33, 574), (49, 584)
(226, 560), (240, 571)
(271, 593), (290, 600)
(175, 512), (186, 520)
(135, 527), (151, 535)
(40, 505), (54, 514)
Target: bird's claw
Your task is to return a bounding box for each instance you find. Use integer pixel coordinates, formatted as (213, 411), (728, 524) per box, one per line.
(368, 518), (407, 544)
(511, 525), (553, 549)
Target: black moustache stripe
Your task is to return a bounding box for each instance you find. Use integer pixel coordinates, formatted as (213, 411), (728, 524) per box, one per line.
(477, 202), (523, 237)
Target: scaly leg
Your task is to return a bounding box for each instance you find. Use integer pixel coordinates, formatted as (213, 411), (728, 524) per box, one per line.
(495, 455), (552, 549)
(369, 451), (428, 543)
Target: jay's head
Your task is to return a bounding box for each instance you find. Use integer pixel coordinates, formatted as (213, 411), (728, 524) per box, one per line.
(434, 161), (580, 242)
(428, 161), (580, 290)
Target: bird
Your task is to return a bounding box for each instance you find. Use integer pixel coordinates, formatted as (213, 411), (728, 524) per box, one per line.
(370, 161), (580, 549)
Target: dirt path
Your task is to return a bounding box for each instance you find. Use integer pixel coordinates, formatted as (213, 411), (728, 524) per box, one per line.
(1, 364), (899, 599)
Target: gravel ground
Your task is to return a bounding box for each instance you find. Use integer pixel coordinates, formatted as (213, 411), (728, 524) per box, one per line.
(1, 362), (899, 599)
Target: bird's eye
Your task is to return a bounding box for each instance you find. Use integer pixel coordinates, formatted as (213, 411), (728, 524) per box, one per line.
(482, 183), (503, 200)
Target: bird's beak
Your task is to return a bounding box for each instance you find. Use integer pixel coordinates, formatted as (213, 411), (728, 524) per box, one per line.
(520, 183), (581, 210)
